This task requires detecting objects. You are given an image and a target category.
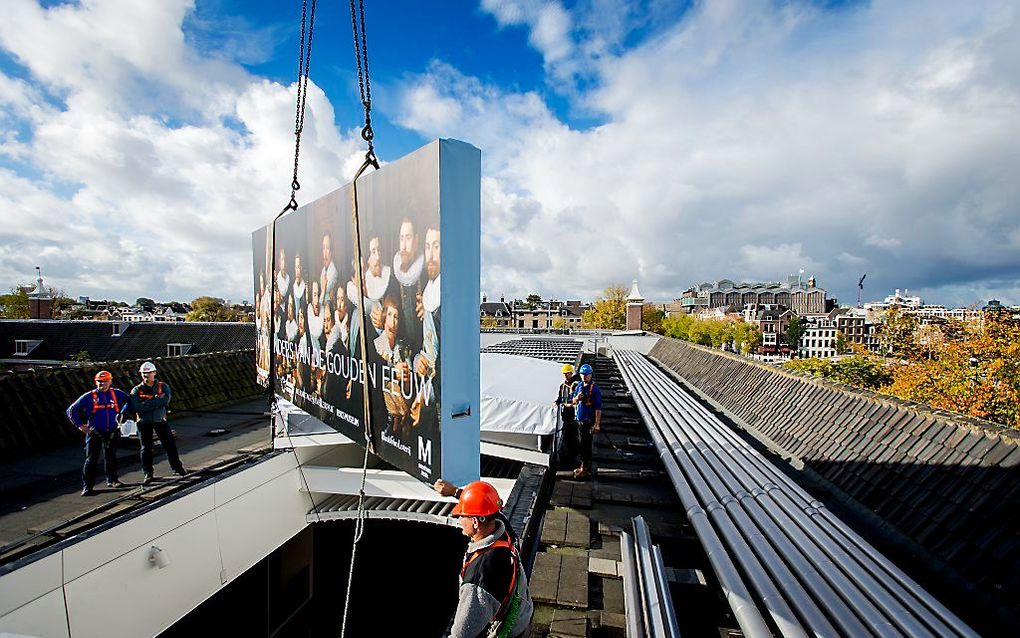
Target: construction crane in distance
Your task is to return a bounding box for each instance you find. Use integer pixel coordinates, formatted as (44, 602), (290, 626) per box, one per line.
(857, 273), (867, 308)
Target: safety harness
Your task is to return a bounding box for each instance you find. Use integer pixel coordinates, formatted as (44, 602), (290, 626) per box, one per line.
(578, 381), (598, 412)
(136, 382), (164, 401)
(461, 532), (523, 638)
(90, 389), (120, 415)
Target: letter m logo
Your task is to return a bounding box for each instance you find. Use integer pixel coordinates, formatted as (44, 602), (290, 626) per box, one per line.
(417, 436), (432, 466)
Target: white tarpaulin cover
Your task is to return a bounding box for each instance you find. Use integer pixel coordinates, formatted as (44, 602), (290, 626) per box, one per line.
(480, 353), (563, 435)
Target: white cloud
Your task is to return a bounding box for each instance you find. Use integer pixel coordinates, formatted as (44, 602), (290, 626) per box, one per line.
(395, 0), (1020, 306)
(864, 235), (903, 250)
(0, 1), (364, 301)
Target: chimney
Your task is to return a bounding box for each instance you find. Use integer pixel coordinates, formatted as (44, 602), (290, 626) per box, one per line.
(625, 279), (644, 331)
(28, 266), (53, 320)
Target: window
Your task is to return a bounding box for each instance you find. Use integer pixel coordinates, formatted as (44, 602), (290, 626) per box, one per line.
(167, 343), (193, 356)
(111, 323), (123, 336)
(13, 339), (41, 357)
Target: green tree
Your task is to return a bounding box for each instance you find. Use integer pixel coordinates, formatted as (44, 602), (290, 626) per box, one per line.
(71, 350), (92, 362)
(525, 294), (542, 309)
(136, 297), (156, 311)
(785, 315), (806, 354)
(0, 286), (30, 318)
(642, 306), (665, 334)
(186, 296), (240, 322)
(580, 284), (627, 330)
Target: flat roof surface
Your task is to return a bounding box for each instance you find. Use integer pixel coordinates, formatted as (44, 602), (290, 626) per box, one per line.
(0, 399), (271, 554)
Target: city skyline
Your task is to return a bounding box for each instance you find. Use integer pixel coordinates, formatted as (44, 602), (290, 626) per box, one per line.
(1, 1), (1018, 308)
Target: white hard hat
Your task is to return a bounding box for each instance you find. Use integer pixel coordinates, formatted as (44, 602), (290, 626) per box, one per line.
(139, 361), (157, 373)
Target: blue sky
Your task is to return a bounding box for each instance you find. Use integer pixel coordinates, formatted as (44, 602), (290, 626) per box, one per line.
(1, 0), (1018, 307)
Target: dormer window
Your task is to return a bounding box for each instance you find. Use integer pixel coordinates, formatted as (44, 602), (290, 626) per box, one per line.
(14, 339), (41, 357)
(167, 343), (192, 356)
(112, 323), (123, 337)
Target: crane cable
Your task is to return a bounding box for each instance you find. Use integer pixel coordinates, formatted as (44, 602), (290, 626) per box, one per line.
(267, 0), (317, 431)
(341, 0), (380, 636)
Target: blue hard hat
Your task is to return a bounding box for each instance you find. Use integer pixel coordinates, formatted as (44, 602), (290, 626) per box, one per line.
(579, 363), (593, 375)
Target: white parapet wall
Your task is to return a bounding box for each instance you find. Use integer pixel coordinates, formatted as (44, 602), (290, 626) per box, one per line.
(0, 451), (310, 638)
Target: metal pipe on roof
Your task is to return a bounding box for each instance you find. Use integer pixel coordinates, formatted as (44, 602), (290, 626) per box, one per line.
(654, 361), (975, 637)
(625, 352), (847, 637)
(638, 355), (928, 636)
(621, 530), (646, 638)
(635, 366), (909, 637)
(652, 543), (682, 638)
(619, 350), (978, 638)
(621, 353), (795, 638)
(633, 516), (671, 637)
(673, 383), (975, 636)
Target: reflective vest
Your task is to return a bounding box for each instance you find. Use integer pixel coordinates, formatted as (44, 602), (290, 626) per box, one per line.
(90, 389), (120, 415)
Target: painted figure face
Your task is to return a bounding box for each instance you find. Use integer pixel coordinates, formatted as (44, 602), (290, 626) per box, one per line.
(322, 233), (333, 268)
(278, 248), (286, 273)
(398, 219), (417, 269)
(311, 281), (321, 313)
(294, 254), (303, 282)
(323, 304), (334, 333)
(425, 228), (440, 281)
(368, 237), (382, 277)
(335, 286), (347, 317)
(384, 301), (399, 339)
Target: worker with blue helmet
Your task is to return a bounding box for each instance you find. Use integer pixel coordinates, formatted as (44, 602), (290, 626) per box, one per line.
(570, 363), (602, 479)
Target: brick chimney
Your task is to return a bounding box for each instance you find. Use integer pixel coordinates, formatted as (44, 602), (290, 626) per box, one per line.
(626, 279), (644, 330)
(28, 266), (53, 320)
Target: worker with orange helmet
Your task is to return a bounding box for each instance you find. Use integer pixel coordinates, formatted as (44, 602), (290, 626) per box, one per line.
(444, 480), (533, 638)
(66, 370), (130, 496)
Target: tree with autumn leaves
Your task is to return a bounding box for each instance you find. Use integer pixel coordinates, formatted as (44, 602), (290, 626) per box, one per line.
(581, 284), (628, 330)
(789, 311), (1020, 428)
(884, 312), (1020, 428)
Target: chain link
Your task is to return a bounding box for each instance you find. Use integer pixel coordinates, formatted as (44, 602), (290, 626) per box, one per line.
(285, 0), (317, 211)
(349, 0), (378, 168)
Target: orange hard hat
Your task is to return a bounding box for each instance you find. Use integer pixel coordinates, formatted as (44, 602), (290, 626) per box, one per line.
(451, 480), (501, 518)
(95, 370), (113, 382)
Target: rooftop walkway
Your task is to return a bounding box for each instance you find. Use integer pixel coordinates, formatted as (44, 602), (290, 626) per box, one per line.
(527, 353), (731, 637)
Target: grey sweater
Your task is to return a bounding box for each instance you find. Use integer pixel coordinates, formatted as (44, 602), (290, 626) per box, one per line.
(447, 521), (533, 638)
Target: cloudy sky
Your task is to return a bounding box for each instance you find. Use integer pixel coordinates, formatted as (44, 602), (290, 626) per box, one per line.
(1, 0), (1018, 307)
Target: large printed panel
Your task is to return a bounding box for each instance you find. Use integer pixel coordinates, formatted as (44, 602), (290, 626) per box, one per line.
(253, 139), (480, 484)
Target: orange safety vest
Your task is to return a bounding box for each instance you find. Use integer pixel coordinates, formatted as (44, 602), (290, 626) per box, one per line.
(90, 389), (120, 415)
(461, 533), (520, 628)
